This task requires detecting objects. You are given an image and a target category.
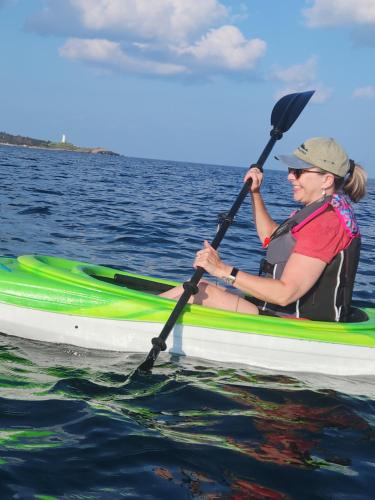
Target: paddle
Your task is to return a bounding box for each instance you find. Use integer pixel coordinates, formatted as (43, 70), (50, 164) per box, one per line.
(137, 90), (315, 373)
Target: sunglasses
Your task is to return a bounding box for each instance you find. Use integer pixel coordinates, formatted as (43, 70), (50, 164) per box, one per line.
(288, 167), (325, 179)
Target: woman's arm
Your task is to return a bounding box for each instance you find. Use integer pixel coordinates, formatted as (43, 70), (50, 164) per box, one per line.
(195, 242), (326, 306)
(250, 192), (278, 243)
(244, 167), (278, 243)
(231, 252), (326, 306)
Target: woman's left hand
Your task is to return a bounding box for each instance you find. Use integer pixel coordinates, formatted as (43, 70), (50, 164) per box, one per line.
(244, 165), (263, 193)
(194, 240), (230, 277)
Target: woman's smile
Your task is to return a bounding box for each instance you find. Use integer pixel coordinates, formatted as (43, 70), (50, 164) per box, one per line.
(287, 169), (328, 205)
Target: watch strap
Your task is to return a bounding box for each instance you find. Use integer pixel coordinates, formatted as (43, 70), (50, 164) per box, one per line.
(222, 267), (239, 285)
(231, 267), (239, 280)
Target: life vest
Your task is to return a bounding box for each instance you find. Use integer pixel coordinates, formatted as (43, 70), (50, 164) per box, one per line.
(258, 194), (361, 322)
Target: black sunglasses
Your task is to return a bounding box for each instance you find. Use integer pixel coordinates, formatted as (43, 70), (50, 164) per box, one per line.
(288, 167), (325, 179)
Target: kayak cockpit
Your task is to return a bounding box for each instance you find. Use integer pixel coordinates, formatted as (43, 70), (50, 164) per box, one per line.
(89, 272), (370, 323)
(92, 272), (175, 295)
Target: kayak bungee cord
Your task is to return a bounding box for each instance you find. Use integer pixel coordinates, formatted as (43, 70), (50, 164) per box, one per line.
(136, 90), (315, 373)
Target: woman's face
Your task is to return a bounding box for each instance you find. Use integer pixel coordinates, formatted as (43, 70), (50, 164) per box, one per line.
(287, 167), (329, 205)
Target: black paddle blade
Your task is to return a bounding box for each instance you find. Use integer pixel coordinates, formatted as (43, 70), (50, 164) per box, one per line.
(271, 90), (314, 133)
(137, 348), (158, 373)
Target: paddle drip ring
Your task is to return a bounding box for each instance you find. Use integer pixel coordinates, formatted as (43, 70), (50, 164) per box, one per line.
(271, 128), (283, 140)
(183, 281), (199, 295)
(152, 337), (167, 351)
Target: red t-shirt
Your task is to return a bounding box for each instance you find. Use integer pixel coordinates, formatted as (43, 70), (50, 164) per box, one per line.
(292, 208), (352, 264)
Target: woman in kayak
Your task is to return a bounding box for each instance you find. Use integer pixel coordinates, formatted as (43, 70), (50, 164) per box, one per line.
(161, 137), (367, 321)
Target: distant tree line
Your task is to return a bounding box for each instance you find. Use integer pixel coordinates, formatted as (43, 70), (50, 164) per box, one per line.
(0, 131), (50, 148)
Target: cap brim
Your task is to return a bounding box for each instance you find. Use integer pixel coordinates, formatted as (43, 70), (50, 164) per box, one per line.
(276, 154), (315, 170)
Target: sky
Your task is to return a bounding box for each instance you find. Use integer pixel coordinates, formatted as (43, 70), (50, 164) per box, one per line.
(0, 0), (374, 175)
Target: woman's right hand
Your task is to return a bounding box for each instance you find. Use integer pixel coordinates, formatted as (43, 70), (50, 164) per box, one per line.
(244, 165), (263, 193)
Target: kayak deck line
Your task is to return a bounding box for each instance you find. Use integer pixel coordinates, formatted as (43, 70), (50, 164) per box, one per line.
(0, 255), (374, 375)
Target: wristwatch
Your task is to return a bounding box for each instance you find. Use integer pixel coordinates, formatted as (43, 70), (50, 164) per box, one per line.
(222, 267), (239, 286)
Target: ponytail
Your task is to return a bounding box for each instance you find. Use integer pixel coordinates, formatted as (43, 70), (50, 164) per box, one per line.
(334, 163), (367, 203)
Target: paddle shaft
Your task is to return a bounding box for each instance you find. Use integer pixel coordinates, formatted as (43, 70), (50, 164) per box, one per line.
(136, 90), (315, 373)
(138, 130), (281, 371)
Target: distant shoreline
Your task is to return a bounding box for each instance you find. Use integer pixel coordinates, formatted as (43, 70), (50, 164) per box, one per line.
(0, 131), (120, 156)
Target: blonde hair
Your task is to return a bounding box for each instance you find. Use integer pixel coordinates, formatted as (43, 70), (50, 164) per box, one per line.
(335, 163), (367, 203)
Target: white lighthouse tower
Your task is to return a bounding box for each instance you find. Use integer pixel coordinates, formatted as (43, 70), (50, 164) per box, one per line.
(61, 134), (66, 144)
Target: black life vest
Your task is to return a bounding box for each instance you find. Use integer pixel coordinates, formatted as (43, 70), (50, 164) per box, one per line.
(258, 195), (361, 322)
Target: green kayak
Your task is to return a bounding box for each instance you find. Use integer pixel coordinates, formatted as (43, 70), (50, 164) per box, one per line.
(0, 255), (374, 376)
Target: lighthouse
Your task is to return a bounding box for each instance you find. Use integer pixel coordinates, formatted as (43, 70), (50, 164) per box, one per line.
(61, 134), (66, 144)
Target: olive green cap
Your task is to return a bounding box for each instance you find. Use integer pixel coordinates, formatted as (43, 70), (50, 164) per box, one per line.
(278, 137), (350, 177)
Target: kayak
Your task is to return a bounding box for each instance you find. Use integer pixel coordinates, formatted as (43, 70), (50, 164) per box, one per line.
(0, 255), (374, 376)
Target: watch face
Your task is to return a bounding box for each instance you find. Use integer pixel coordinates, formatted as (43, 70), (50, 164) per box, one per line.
(222, 268), (238, 286)
(224, 276), (235, 285)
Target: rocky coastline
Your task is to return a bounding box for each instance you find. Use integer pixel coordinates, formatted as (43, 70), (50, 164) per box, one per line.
(0, 131), (119, 156)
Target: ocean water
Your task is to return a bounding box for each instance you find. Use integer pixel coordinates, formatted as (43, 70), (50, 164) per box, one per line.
(0, 145), (374, 499)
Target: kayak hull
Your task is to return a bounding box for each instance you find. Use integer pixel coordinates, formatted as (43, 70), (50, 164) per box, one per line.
(0, 255), (374, 376)
(0, 297), (374, 377)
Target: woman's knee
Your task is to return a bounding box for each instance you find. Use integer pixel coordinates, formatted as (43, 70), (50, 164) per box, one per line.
(236, 298), (259, 314)
(159, 281), (258, 315)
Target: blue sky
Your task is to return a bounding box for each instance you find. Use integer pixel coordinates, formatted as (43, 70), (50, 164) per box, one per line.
(0, 0), (374, 175)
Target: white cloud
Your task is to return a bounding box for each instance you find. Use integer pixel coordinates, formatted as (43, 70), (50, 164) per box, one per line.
(60, 38), (188, 75)
(353, 85), (375, 98)
(307, 84), (333, 103)
(303, 0), (375, 27)
(174, 25), (266, 70)
(272, 57), (332, 103)
(273, 57), (317, 87)
(74, 0), (228, 41)
(27, 0), (267, 79)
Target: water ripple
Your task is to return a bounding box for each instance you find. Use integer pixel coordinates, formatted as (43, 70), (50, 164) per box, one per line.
(0, 145), (374, 498)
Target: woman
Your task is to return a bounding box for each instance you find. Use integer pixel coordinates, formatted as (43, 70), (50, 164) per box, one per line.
(161, 137), (367, 322)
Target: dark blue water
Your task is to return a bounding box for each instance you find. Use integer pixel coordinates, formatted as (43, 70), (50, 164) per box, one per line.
(0, 145), (374, 499)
